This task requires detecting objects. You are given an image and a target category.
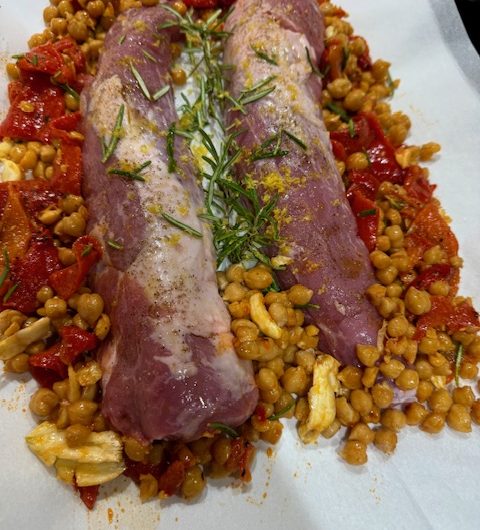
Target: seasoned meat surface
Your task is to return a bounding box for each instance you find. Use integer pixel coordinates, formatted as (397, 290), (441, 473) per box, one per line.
(224, 0), (381, 365)
(82, 6), (257, 443)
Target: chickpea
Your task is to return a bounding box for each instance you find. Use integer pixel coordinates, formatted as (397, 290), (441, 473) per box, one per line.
(337, 365), (363, 389)
(471, 401), (480, 425)
(340, 440), (367, 465)
(452, 386), (475, 407)
(261, 421), (283, 444)
(459, 361), (478, 380)
(423, 245), (444, 265)
(43, 5), (58, 23)
(387, 315), (409, 338)
(416, 380), (434, 402)
(94, 313), (111, 340)
(327, 78), (352, 99)
(171, 67), (187, 85)
(281, 366), (309, 395)
(141, 0), (160, 5)
(29, 388), (59, 417)
(67, 400), (98, 426)
(420, 412), (445, 434)
(256, 368), (278, 392)
(172, 0), (187, 15)
(371, 382), (394, 409)
(381, 409), (406, 432)
(348, 423), (375, 445)
(124, 436), (149, 462)
(428, 389), (452, 414)
(395, 369), (419, 391)
(374, 428), (397, 454)
(346, 152), (369, 171)
(415, 359), (433, 380)
(287, 285), (313, 306)
(343, 88), (366, 112)
(336, 397), (360, 427)
(76, 293), (104, 326)
(405, 287), (431, 316)
(235, 340), (260, 360)
(405, 402), (428, 426)
(4, 353), (30, 373)
(321, 418), (341, 439)
(366, 283), (387, 306)
(362, 366), (379, 388)
(181, 465), (205, 499)
(138, 474), (158, 502)
(379, 358), (404, 379)
(350, 389), (373, 416)
(370, 250), (391, 270)
(86, 0), (105, 18)
(376, 265), (398, 286)
(65, 424), (91, 447)
(243, 267), (273, 290)
(446, 404), (471, 433)
(44, 296), (68, 319)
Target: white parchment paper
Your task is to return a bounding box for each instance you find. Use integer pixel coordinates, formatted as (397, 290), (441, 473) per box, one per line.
(0, 1), (479, 529)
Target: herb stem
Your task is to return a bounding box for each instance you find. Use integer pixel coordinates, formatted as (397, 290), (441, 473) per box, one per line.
(102, 104), (125, 163)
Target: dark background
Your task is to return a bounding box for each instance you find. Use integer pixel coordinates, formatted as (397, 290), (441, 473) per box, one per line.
(455, 0), (480, 54)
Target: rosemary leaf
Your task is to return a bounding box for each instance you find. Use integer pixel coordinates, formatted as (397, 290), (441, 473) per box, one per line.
(142, 49), (157, 63)
(107, 239), (124, 250)
(268, 401), (295, 421)
(208, 422), (239, 439)
(358, 208), (376, 218)
(119, 34), (126, 45)
(81, 244), (93, 257)
(101, 104), (125, 163)
(161, 212), (203, 239)
(167, 123), (176, 173)
(305, 46), (322, 77)
(130, 62), (151, 100)
(152, 85), (170, 101)
(0, 248), (10, 289)
(3, 282), (19, 303)
(251, 45), (278, 65)
(455, 344), (464, 386)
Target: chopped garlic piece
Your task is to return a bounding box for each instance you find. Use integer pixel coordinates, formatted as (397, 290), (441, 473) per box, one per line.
(298, 354), (340, 444)
(26, 421), (125, 487)
(431, 375), (447, 389)
(249, 292), (282, 339)
(270, 255), (293, 269)
(0, 158), (22, 182)
(0, 317), (51, 361)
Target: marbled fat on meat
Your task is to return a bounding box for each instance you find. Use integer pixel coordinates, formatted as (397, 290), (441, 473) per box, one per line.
(224, 0), (381, 365)
(81, 6), (257, 443)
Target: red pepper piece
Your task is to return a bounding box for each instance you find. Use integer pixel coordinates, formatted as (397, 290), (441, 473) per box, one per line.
(49, 236), (102, 300)
(48, 111), (82, 144)
(0, 77), (65, 142)
(50, 143), (83, 195)
(408, 264), (453, 291)
(320, 41), (344, 81)
(77, 485), (99, 510)
(123, 456), (165, 484)
(157, 461), (187, 496)
(330, 114), (375, 156)
(2, 236), (62, 313)
(347, 189), (378, 252)
(224, 438), (255, 482)
(29, 326), (98, 387)
(404, 165), (436, 204)
(347, 170), (380, 200)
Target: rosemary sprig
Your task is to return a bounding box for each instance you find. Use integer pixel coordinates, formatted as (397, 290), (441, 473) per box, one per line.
(208, 422), (239, 439)
(81, 244), (93, 257)
(130, 62), (151, 100)
(0, 248), (10, 289)
(166, 124), (176, 173)
(3, 282), (19, 303)
(358, 208), (376, 218)
(161, 212), (203, 239)
(119, 34), (126, 45)
(326, 101), (355, 137)
(59, 83), (79, 100)
(102, 104), (125, 163)
(142, 49), (157, 63)
(108, 160), (151, 182)
(454, 343), (464, 386)
(251, 45), (278, 66)
(268, 401), (295, 421)
(152, 85), (170, 101)
(305, 46), (322, 77)
(251, 129), (307, 161)
(107, 239), (124, 250)
(11, 53), (25, 60)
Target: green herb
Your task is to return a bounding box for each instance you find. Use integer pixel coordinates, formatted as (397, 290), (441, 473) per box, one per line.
(208, 422), (239, 439)
(264, 275), (281, 293)
(305, 46), (322, 77)
(11, 53), (25, 60)
(341, 46), (350, 71)
(166, 123), (176, 173)
(326, 101), (355, 138)
(30, 54), (39, 66)
(0, 248), (10, 289)
(81, 244), (93, 257)
(119, 34), (126, 45)
(268, 401), (295, 421)
(3, 282), (19, 303)
(236, 75), (276, 110)
(108, 160), (151, 182)
(161, 212), (203, 239)
(107, 239), (124, 250)
(60, 83), (80, 100)
(152, 85), (170, 101)
(130, 62), (151, 100)
(283, 129), (307, 151)
(358, 208), (376, 218)
(251, 45), (278, 65)
(455, 343), (464, 386)
(251, 129), (306, 162)
(101, 104), (125, 163)
(295, 303), (321, 310)
(142, 49), (157, 63)
(388, 197), (406, 210)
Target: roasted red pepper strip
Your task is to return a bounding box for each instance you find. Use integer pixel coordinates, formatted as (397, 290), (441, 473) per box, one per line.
(2, 236), (62, 313)
(50, 143), (83, 195)
(29, 326), (98, 387)
(48, 111), (82, 144)
(157, 461), (187, 496)
(49, 236), (102, 300)
(404, 165), (436, 204)
(77, 485), (100, 511)
(408, 264), (453, 291)
(347, 188), (378, 252)
(224, 438), (255, 482)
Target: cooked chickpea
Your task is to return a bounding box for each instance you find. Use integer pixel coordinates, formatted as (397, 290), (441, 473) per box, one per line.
(420, 412), (445, 434)
(281, 366), (309, 395)
(65, 424), (91, 447)
(337, 365), (363, 389)
(67, 400), (98, 426)
(86, 0), (105, 18)
(379, 358), (404, 379)
(470, 401), (480, 425)
(124, 436), (149, 462)
(452, 386), (475, 407)
(446, 404), (471, 433)
(376, 266), (398, 286)
(4, 353), (30, 373)
(459, 361), (478, 380)
(223, 282), (248, 302)
(327, 78), (352, 99)
(348, 389), (372, 417)
(405, 287), (431, 316)
(321, 418), (341, 439)
(287, 285), (313, 306)
(343, 88), (366, 112)
(181, 465), (205, 499)
(171, 67), (187, 85)
(428, 389), (452, 414)
(423, 245), (444, 265)
(362, 366), (379, 388)
(405, 402), (428, 425)
(395, 368), (419, 391)
(29, 388), (59, 417)
(77, 293), (104, 326)
(381, 409), (406, 432)
(374, 428), (397, 454)
(415, 359), (433, 380)
(346, 152), (369, 171)
(340, 440), (367, 465)
(387, 315), (409, 338)
(235, 340), (260, 360)
(256, 368), (278, 392)
(336, 397), (360, 427)
(44, 296), (68, 319)
(348, 423), (375, 445)
(416, 380), (434, 402)
(371, 382), (394, 409)
(58, 247), (76, 266)
(370, 250), (391, 270)
(243, 267), (273, 290)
